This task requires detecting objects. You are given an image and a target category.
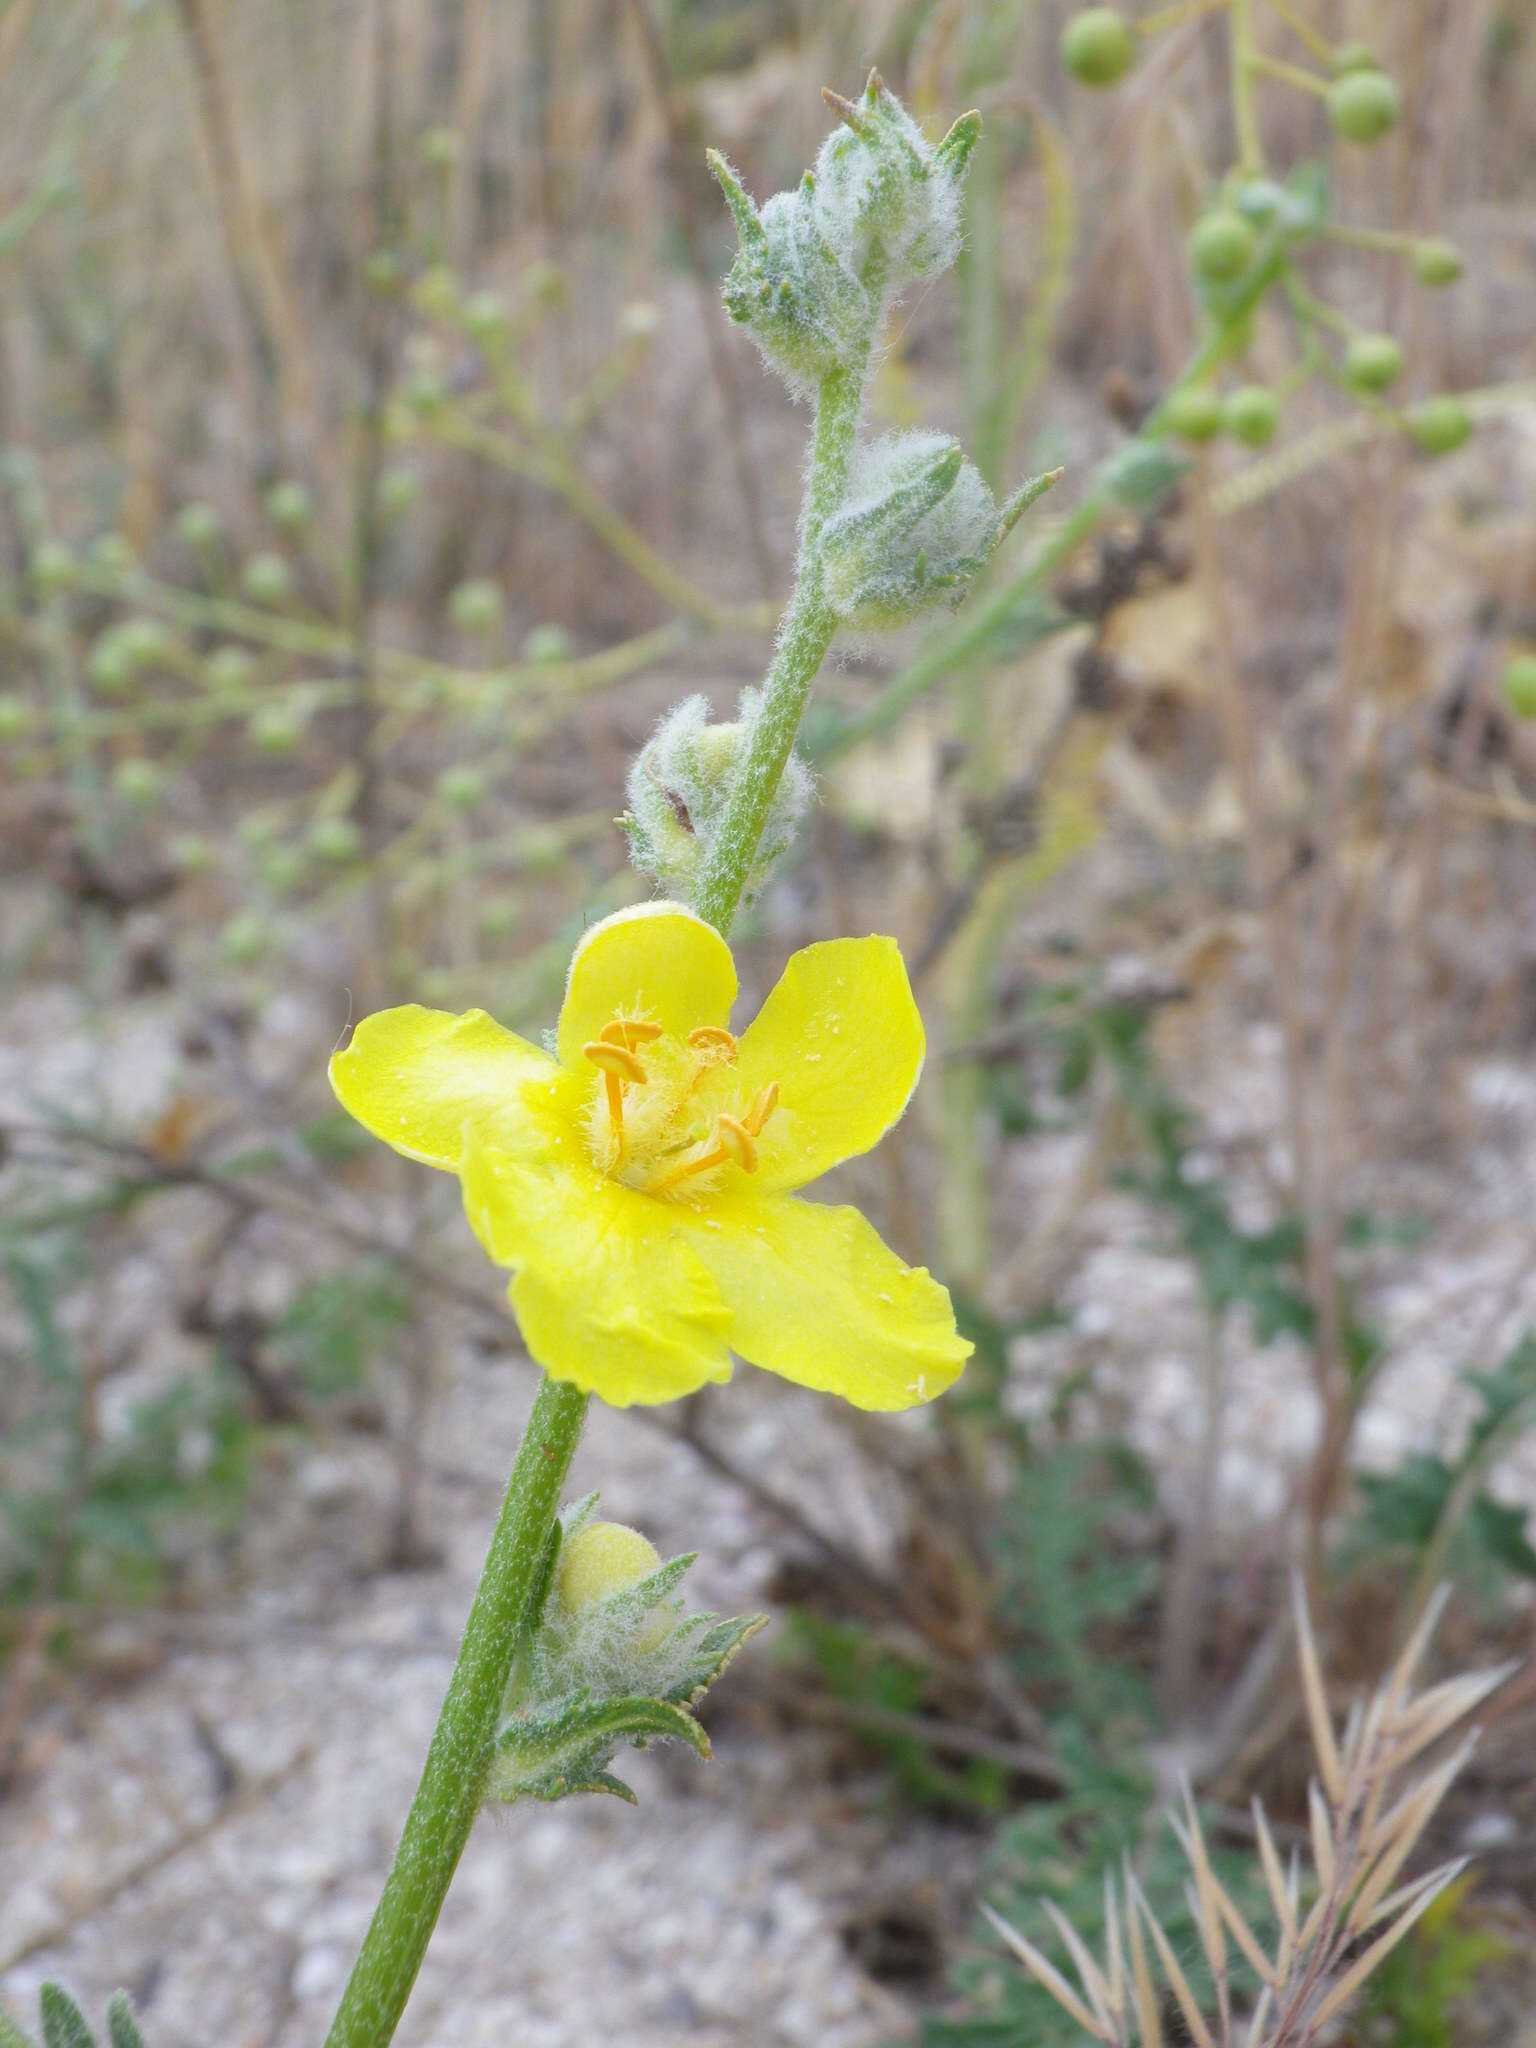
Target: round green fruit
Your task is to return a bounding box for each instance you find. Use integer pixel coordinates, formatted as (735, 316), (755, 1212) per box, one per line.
(265, 481), (312, 531)
(308, 816), (364, 864)
(1406, 397), (1470, 457)
(1189, 208), (1256, 284)
(1343, 332), (1404, 394)
(437, 763), (487, 810)
(248, 704), (307, 755)
(206, 644), (255, 693)
(448, 578), (504, 636)
(113, 757), (162, 806)
(1163, 386), (1224, 443)
(242, 552), (294, 607)
(1222, 385), (1280, 447)
(175, 502), (222, 549)
(1059, 7), (1134, 87)
(1412, 239), (1462, 287)
(1327, 69), (1401, 145)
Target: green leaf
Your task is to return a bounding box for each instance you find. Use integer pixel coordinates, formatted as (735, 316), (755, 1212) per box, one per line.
(104, 1997), (147, 2048)
(489, 1689), (712, 1804)
(39, 1986), (96, 2048)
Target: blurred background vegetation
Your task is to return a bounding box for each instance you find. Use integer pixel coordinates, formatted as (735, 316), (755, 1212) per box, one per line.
(2, 0), (1536, 2042)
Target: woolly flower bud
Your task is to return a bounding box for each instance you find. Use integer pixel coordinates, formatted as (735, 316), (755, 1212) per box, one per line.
(554, 1521), (660, 1617)
(624, 692), (812, 904)
(709, 72), (980, 394)
(820, 430), (1057, 630)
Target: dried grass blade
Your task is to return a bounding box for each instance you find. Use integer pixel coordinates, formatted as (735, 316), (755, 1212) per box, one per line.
(1309, 1859), (1466, 2031)
(1350, 1736), (1478, 1931)
(1252, 1800), (1292, 1945)
(1123, 1858), (1163, 2048)
(981, 1904), (1114, 2043)
(1042, 1896), (1117, 2031)
(1308, 1779), (1336, 1895)
(1293, 1577), (1345, 1805)
(1128, 1872), (1216, 2048)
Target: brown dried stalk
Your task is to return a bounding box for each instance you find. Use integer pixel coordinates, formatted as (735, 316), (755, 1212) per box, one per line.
(986, 1582), (1514, 2048)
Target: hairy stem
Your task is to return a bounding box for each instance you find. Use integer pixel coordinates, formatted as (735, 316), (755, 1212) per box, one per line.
(322, 1373), (588, 2048)
(692, 362), (864, 932)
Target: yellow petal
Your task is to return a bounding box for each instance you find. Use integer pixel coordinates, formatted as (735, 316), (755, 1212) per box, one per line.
(461, 1142), (733, 1406)
(329, 1005), (556, 1170)
(681, 1190), (970, 1410)
(556, 902), (737, 1070)
(735, 936), (924, 1193)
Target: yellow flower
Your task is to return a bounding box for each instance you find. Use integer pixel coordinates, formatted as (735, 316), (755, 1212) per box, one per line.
(330, 902), (970, 1410)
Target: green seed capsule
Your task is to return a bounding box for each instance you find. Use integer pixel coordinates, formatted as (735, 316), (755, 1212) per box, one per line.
(242, 552), (294, 607)
(1343, 332), (1404, 394)
(260, 845), (308, 894)
(118, 616), (170, 669)
(1163, 386), (1224, 443)
(437, 763), (487, 810)
(31, 541), (75, 596)
(1406, 396), (1470, 457)
(88, 635), (134, 696)
(1330, 39), (1378, 74)
(308, 816), (364, 864)
(205, 644), (255, 693)
(1411, 238), (1462, 287)
(248, 703), (307, 755)
(1059, 7), (1135, 86)
(1222, 385), (1280, 447)
(521, 623), (573, 665)
(448, 578), (505, 636)
(220, 911), (270, 965)
(175, 502), (222, 549)
(1500, 654), (1536, 720)
(1188, 208), (1256, 283)
(1327, 69), (1400, 145)
(265, 481), (312, 531)
(113, 757), (162, 806)
(463, 291), (509, 345)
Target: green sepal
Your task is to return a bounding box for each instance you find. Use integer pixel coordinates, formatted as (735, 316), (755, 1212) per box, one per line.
(39, 1988), (96, 2048)
(104, 1999), (147, 2048)
(488, 1688), (711, 1804)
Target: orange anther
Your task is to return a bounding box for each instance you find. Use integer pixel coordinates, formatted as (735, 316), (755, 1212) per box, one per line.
(687, 1025), (739, 1062)
(743, 1081), (779, 1135)
(714, 1112), (758, 1174)
(601, 1018), (663, 1049)
(584, 1039), (647, 1085)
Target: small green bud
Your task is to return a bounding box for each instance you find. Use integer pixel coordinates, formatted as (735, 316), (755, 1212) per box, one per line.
(220, 910), (270, 965)
(113, 756), (162, 806)
(248, 702), (308, 754)
(0, 692), (35, 739)
(554, 1521), (660, 1615)
(1327, 69), (1400, 145)
(521, 622), (573, 664)
(175, 501), (222, 549)
(31, 540), (76, 594)
(264, 480), (312, 530)
(820, 431), (998, 627)
(1163, 385), (1224, 443)
(118, 616), (170, 668)
(260, 844), (308, 894)
(88, 633), (135, 696)
(1188, 208), (1257, 283)
(242, 551), (294, 606)
(90, 532), (135, 574)
(308, 815), (364, 864)
(1343, 332), (1404, 394)
(169, 831), (213, 874)
(402, 366), (446, 417)
(1501, 654), (1536, 720)
(448, 577), (505, 635)
(1060, 8), (1135, 87)
(419, 126), (460, 172)
(1406, 395), (1470, 457)
(1231, 178), (1287, 228)
(1222, 384), (1280, 446)
(412, 264), (461, 322)
(463, 290), (509, 345)
(379, 465), (421, 517)
(1411, 238), (1462, 287)
(206, 644), (255, 693)
(437, 763), (486, 810)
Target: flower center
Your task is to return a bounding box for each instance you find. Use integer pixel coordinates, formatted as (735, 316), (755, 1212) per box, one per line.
(581, 1017), (779, 1197)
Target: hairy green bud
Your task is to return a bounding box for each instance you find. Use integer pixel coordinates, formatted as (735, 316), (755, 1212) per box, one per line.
(1327, 69), (1400, 145)
(1060, 8), (1135, 87)
(1411, 238), (1462, 287)
(709, 72), (979, 393)
(624, 691), (812, 905)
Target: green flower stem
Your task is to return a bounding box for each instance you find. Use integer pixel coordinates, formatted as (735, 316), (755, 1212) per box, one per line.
(692, 362), (864, 933)
(323, 1373), (588, 2048)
